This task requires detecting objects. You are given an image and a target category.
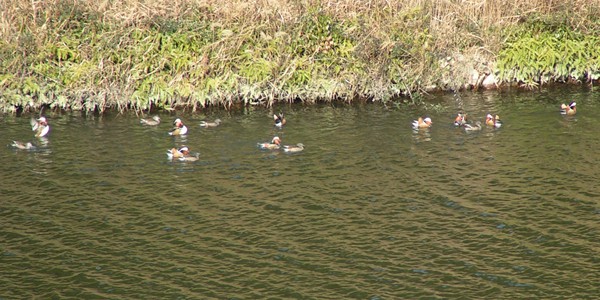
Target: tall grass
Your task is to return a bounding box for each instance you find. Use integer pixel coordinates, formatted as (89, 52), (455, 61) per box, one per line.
(0, 0), (598, 112)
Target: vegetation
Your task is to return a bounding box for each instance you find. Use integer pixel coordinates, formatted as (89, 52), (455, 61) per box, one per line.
(0, 0), (599, 112)
(497, 15), (600, 88)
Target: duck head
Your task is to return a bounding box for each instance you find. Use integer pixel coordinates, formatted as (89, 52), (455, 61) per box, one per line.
(174, 118), (184, 128)
(37, 116), (48, 125)
(454, 113), (466, 126)
(179, 146), (190, 155)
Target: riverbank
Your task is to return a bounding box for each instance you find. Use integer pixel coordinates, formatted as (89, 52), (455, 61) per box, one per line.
(1, 0), (599, 112)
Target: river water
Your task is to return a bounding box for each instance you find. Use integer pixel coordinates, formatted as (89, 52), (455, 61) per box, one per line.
(1, 86), (598, 299)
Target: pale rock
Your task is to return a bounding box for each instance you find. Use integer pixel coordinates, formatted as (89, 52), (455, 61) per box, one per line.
(469, 68), (480, 87)
(482, 73), (497, 89)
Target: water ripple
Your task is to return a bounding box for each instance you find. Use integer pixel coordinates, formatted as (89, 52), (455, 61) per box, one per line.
(1, 89), (599, 298)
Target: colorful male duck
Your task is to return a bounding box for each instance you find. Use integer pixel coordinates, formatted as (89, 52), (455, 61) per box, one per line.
(283, 143), (304, 153)
(274, 113), (286, 128)
(485, 114), (502, 128)
(176, 146), (199, 161)
(168, 118), (188, 135)
(412, 117), (432, 129)
(258, 136), (281, 150)
(199, 119), (221, 127)
(11, 140), (36, 150)
(166, 146), (199, 161)
(560, 101), (576, 115)
(31, 116), (50, 138)
(166, 146), (185, 159)
(140, 115), (161, 126)
(454, 113), (467, 126)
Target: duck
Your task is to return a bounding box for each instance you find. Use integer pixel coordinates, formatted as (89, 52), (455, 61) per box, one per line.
(168, 118), (188, 135)
(274, 113), (286, 128)
(166, 146), (185, 159)
(463, 121), (482, 131)
(199, 119), (221, 127)
(31, 116), (50, 138)
(166, 146), (199, 161)
(485, 114), (502, 128)
(560, 101), (576, 115)
(178, 153), (200, 162)
(11, 140), (36, 150)
(283, 143), (304, 153)
(412, 117), (432, 129)
(454, 113), (467, 126)
(257, 136), (281, 150)
(140, 115), (161, 126)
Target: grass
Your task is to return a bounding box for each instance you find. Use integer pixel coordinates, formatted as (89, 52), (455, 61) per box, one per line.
(0, 0), (599, 112)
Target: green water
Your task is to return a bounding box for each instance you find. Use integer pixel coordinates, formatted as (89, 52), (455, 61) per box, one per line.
(1, 86), (598, 299)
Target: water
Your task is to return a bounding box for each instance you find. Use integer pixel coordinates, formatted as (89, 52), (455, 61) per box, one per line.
(1, 86), (598, 299)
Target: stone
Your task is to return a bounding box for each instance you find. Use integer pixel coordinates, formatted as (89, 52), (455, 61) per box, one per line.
(469, 69), (480, 87)
(482, 73), (497, 89)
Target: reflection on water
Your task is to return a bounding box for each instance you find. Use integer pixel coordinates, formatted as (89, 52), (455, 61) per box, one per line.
(1, 86), (599, 299)
(412, 127), (432, 143)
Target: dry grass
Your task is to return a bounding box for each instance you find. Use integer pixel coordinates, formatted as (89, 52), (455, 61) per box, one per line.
(3, 0), (596, 38)
(0, 0), (598, 111)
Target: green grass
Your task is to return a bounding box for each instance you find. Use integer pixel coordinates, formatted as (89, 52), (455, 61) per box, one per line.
(497, 15), (600, 88)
